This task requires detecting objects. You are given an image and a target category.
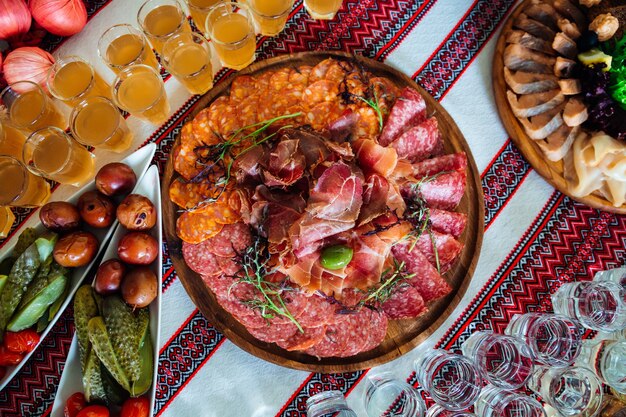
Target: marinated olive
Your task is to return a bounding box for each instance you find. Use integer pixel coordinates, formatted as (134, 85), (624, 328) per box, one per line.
(95, 163), (137, 197)
(117, 194), (157, 231)
(39, 202), (81, 232)
(117, 232), (158, 265)
(121, 267), (157, 308)
(94, 259), (126, 295)
(320, 245), (353, 270)
(78, 191), (115, 229)
(53, 231), (99, 267)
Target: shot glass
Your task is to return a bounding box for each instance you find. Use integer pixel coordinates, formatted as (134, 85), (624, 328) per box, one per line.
(70, 97), (133, 153)
(46, 56), (111, 106)
(306, 390), (358, 417)
(504, 313), (583, 367)
(527, 366), (603, 417)
(475, 385), (545, 417)
(552, 281), (626, 331)
(0, 155), (51, 207)
(413, 349), (482, 411)
(577, 339), (626, 394)
(461, 331), (534, 390)
(425, 406), (477, 417)
(98, 24), (159, 73)
(23, 127), (95, 187)
(161, 32), (214, 95)
(364, 373), (426, 417)
(0, 207), (15, 238)
(303, 0), (342, 20)
(137, 0), (191, 55)
(594, 267), (626, 302)
(248, 0), (295, 37)
(0, 120), (26, 161)
(0, 81), (66, 132)
(185, 0), (222, 34)
(205, 2), (256, 70)
(112, 64), (170, 125)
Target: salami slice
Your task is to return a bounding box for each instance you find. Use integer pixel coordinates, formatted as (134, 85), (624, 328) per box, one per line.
(269, 67), (293, 92)
(411, 231), (464, 274)
(295, 294), (337, 328)
(361, 309), (388, 352)
(247, 322), (299, 343)
(379, 87), (427, 146)
(230, 75), (258, 103)
(419, 170), (466, 210)
(354, 106), (380, 140)
(289, 65), (312, 87)
(276, 326), (326, 351)
(176, 209), (226, 244)
(215, 255), (241, 277)
(206, 223), (252, 258)
(390, 117), (442, 163)
(169, 179), (216, 210)
(237, 95), (259, 127)
(304, 308), (370, 358)
(411, 152), (468, 178)
(429, 209), (467, 239)
(309, 58), (335, 84)
(392, 243), (452, 302)
(183, 241), (222, 276)
(173, 140), (201, 181)
(381, 284), (426, 319)
(303, 80), (339, 110)
(305, 102), (344, 131)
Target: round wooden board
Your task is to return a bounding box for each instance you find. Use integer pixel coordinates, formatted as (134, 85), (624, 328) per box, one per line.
(493, 0), (626, 214)
(162, 51), (484, 372)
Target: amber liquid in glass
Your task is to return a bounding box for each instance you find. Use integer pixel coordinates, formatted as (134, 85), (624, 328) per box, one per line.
(0, 207), (15, 238)
(143, 5), (190, 53)
(106, 33), (159, 72)
(250, 0), (292, 36)
(168, 43), (213, 94)
(10, 90), (66, 131)
(0, 162), (50, 207)
(304, 0), (341, 19)
(116, 72), (169, 124)
(212, 14), (256, 70)
(0, 124), (26, 160)
(32, 133), (95, 186)
(52, 61), (111, 105)
(74, 101), (132, 152)
(187, 0), (221, 33)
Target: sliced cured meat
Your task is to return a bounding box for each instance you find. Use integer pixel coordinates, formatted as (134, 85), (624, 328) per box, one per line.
(379, 87), (427, 146)
(354, 106), (380, 140)
(410, 231), (464, 274)
(411, 152), (467, 178)
(304, 308), (370, 358)
(328, 109), (358, 142)
(358, 173), (390, 226)
(247, 322), (299, 343)
(303, 80), (339, 110)
(362, 309), (388, 352)
(429, 209), (467, 239)
(392, 242), (452, 302)
(404, 170), (466, 211)
(276, 326), (326, 351)
(294, 294), (337, 328)
(230, 75), (258, 103)
(353, 138), (398, 177)
(236, 94), (260, 126)
(215, 255), (241, 276)
(309, 58), (335, 83)
(203, 275), (266, 328)
(343, 228), (392, 291)
(305, 101), (344, 131)
(381, 284), (426, 319)
(263, 139), (306, 187)
(205, 223), (251, 258)
(289, 65), (312, 86)
(390, 117), (443, 163)
(369, 76), (401, 116)
(177, 210), (225, 244)
(169, 179), (216, 210)
(183, 241), (222, 276)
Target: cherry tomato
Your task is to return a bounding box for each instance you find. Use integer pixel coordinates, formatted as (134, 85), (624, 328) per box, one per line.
(5, 329), (40, 353)
(64, 392), (87, 417)
(120, 397), (150, 417)
(76, 405), (109, 417)
(0, 346), (23, 366)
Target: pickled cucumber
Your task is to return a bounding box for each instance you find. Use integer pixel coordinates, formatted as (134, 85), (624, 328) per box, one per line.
(83, 346), (107, 404)
(48, 275), (70, 321)
(13, 228), (38, 258)
(87, 316), (131, 392)
(74, 285), (100, 371)
(7, 272), (67, 331)
(36, 312), (49, 333)
(0, 275), (7, 294)
(101, 361), (129, 405)
(19, 257), (52, 309)
(130, 327), (153, 397)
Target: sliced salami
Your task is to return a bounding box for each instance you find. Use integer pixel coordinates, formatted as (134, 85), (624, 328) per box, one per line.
(303, 80), (339, 110)
(247, 321), (299, 343)
(295, 294), (337, 328)
(304, 308), (370, 358)
(309, 58), (335, 84)
(362, 309), (389, 352)
(206, 223), (252, 258)
(411, 152), (468, 178)
(419, 170), (466, 210)
(276, 326), (326, 351)
(381, 284), (426, 319)
(379, 87), (427, 146)
(429, 209), (467, 239)
(390, 117), (442, 163)
(183, 240), (222, 276)
(392, 243), (452, 302)
(412, 231), (464, 274)
(230, 75), (258, 103)
(215, 255), (241, 276)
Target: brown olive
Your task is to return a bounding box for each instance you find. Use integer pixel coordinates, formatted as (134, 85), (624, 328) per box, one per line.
(94, 259), (126, 295)
(121, 267), (157, 308)
(39, 201), (81, 232)
(53, 231), (99, 267)
(96, 163), (137, 197)
(78, 191), (116, 228)
(117, 232), (158, 265)
(117, 194), (157, 231)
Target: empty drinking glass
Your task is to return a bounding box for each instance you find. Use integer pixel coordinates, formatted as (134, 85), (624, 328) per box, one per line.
(413, 349), (482, 411)
(504, 313), (583, 366)
(306, 390), (357, 417)
(364, 373), (426, 417)
(527, 366), (603, 417)
(577, 339), (626, 394)
(552, 281), (626, 331)
(475, 385), (545, 417)
(595, 267), (626, 302)
(425, 405), (477, 417)
(461, 331), (534, 390)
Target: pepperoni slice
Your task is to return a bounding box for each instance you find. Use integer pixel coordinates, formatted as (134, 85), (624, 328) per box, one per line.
(289, 65), (312, 87)
(169, 179), (217, 210)
(269, 67), (293, 92)
(354, 106), (380, 140)
(325, 60), (349, 83)
(305, 101), (344, 131)
(173, 142), (202, 181)
(237, 95), (259, 127)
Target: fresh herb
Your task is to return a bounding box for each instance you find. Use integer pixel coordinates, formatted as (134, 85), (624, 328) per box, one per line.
(362, 260), (414, 304)
(233, 235), (303, 332)
(602, 35), (626, 110)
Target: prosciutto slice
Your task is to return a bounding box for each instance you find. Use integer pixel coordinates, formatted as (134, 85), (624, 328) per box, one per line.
(379, 87), (427, 146)
(353, 138), (398, 177)
(263, 139), (305, 187)
(390, 117), (443, 162)
(358, 174), (390, 226)
(392, 242), (452, 302)
(342, 227), (392, 291)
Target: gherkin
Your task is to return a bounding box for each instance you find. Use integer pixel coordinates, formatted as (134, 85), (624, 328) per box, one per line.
(87, 316), (131, 392)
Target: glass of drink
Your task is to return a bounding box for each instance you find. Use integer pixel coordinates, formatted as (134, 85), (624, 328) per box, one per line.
(186, 0), (222, 33)
(413, 349), (482, 411)
(0, 155), (51, 207)
(46, 56), (112, 106)
(528, 366), (603, 417)
(594, 267), (626, 302)
(23, 127), (95, 187)
(161, 32), (214, 95)
(425, 405), (477, 417)
(98, 24), (160, 73)
(577, 339), (626, 394)
(248, 0), (294, 37)
(70, 96), (133, 153)
(137, 0), (191, 55)
(504, 313), (582, 367)
(0, 81), (66, 132)
(461, 331), (534, 390)
(306, 391), (357, 417)
(0, 120), (26, 161)
(303, 0), (342, 20)
(552, 281), (626, 331)
(205, 2), (256, 70)
(363, 373), (425, 417)
(475, 385), (545, 417)
(112, 64), (170, 125)
(0, 207), (15, 238)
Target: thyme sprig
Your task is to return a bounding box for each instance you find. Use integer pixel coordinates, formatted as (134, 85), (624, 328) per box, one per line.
(234, 235), (303, 332)
(362, 260), (415, 305)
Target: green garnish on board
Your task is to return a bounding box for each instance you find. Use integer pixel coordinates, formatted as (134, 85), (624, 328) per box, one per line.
(602, 35), (626, 109)
(362, 260), (415, 305)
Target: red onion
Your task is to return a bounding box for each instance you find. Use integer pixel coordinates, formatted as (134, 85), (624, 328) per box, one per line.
(30, 0), (87, 37)
(3, 47), (55, 91)
(0, 0), (32, 40)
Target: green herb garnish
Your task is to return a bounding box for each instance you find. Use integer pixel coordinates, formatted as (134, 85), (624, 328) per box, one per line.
(362, 260), (415, 305)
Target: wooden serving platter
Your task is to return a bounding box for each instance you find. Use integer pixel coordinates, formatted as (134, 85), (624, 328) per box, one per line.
(162, 51), (484, 372)
(493, 0), (626, 214)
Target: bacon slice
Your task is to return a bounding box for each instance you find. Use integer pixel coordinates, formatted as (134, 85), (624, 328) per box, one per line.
(411, 152), (467, 178)
(353, 138), (398, 177)
(392, 242), (452, 302)
(390, 117), (443, 163)
(379, 87), (427, 146)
